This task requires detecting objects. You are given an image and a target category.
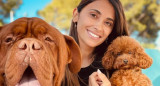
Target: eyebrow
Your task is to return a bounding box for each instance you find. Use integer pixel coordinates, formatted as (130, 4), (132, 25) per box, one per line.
(107, 18), (114, 22)
(90, 9), (101, 14)
(90, 9), (114, 22)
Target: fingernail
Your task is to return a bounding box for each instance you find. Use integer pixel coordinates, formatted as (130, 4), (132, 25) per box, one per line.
(97, 69), (102, 74)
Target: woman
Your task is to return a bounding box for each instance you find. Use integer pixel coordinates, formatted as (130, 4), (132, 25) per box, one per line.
(64, 0), (129, 86)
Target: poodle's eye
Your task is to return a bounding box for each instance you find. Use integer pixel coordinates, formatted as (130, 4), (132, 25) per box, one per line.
(128, 51), (132, 54)
(117, 52), (121, 56)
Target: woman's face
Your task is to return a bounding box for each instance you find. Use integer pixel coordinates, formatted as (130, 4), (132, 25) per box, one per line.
(73, 0), (115, 48)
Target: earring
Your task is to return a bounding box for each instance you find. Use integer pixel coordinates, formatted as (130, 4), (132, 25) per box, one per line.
(75, 24), (77, 28)
(74, 22), (77, 28)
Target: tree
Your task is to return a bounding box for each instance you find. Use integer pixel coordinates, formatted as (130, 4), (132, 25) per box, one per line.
(38, 0), (160, 43)
(0, 0), (22, 24)
(121, 0), (160, 42)
(38, 0), (80, 31)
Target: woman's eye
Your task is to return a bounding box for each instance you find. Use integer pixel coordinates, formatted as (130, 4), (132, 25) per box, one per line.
(105, 22), (112, 26)
(90, 13), (97, 18)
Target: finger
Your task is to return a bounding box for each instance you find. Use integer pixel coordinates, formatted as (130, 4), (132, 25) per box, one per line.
(97, 72), (109, 82)
(89, 72), (98, 80)
(90, 72), (98, 77)
(89, 72), (99, 86)
(97, 70), (111, 86)
(96, 69), (103, 82)
(97, 80), (103, 85)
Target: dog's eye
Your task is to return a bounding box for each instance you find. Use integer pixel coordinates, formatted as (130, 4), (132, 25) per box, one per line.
(128, 51), (132, 54)
(117, 52), (121, 56)
(45, 37), (54, 42)
(2, 73), (5, 77)
(112, 52), (114, 55)
(5, 37), (13, 43)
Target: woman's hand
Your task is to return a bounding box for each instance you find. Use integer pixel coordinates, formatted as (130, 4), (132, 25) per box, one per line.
(89, 69), (111, 86)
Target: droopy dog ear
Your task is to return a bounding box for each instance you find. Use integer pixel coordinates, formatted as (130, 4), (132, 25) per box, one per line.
(64, 35), (81, 73)
(102, 46), (115, 70)
(136, 48), (153, 69)
(0, 70), (4, 86)
(0, 26), (2, 31)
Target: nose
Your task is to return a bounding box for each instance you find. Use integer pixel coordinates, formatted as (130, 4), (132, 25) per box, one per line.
(94, 21), (103, 31)
(18, 39), (41, 51)
(123, 59), (128, 64)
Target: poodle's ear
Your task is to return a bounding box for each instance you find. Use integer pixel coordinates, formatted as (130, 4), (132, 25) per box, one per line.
(136, 48), (153, 69)
(102, 50), (115, 70)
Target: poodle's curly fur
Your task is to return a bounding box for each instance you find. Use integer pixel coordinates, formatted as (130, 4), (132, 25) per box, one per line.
(102, 36), (153, 86)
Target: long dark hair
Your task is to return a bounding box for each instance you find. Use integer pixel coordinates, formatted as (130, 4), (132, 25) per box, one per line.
(63, 0), (129, 86)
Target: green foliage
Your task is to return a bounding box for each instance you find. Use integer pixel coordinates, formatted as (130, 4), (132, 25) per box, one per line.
(141, 43), (156, 49)
(121, 0), (160, 42)
(38, 0), (160, 44)
(0, 0), (22, 24)
(0, 22), (2, 26)
(38, 0), (80, 30)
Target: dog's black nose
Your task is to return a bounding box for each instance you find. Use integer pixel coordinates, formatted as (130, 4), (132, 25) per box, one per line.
(123, 59), (128, 64)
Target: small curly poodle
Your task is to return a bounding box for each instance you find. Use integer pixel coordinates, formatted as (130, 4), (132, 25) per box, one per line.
(102, 36), (153, 86)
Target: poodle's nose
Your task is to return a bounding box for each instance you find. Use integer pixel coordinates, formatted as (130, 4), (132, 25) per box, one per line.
(123, 59), (128, 64)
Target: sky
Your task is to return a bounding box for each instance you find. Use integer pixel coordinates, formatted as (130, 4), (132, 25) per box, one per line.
(7, 0), (160, 49)
(12, 0), (51, 21)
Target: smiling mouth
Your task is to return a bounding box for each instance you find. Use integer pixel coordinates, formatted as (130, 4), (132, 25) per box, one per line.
(87, 30), (101, 39)
(15, 67), (41, 86)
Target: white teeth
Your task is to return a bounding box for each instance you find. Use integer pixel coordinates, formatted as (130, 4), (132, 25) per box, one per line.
(88, 31), (100, 38)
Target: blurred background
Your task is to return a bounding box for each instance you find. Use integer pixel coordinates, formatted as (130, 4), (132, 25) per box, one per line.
(0, 0), (160, 85)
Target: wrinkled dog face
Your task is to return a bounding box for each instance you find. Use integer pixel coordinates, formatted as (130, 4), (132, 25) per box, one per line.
(0, 17), (81, 86)
(102, 36), (152, 70)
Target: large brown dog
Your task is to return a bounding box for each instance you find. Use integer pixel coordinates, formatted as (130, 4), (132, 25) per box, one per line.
(0, 17), (81, 86)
